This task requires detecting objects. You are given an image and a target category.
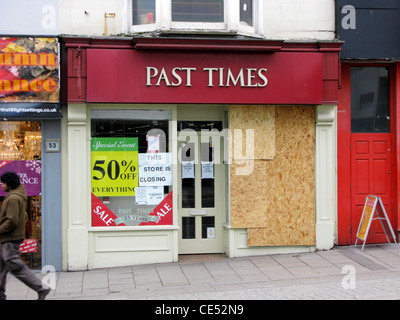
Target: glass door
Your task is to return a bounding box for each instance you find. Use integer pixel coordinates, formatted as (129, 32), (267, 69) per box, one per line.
(178, 123), (225, 254)
(0, 121), (42, 268)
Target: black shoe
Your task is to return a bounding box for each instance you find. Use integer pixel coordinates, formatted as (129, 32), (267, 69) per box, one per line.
(38, 288), (51, 300)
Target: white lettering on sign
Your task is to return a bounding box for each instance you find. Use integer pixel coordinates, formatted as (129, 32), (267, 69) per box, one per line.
(203, 67), (267, 87)
(146, 67), (268, 88)
(93, 205), (114, 226)
(18, 173), (39, 185)
(146, 67), (196, 87)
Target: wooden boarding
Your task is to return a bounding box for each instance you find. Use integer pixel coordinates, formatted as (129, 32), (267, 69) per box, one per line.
(230, 106), (316, 246)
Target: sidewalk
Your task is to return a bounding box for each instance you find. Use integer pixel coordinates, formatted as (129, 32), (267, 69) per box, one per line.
(5, 244), (400, 300)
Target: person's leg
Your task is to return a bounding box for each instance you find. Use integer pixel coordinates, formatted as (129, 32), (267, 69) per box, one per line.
(0, 243), (8, 300)
(2, 242), (45, 294)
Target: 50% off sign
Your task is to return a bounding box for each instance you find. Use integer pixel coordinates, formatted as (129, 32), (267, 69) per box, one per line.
(91, 137), (139, 197)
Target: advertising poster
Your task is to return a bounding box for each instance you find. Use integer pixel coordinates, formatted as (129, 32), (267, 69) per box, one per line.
(91, 137), (139, 197)
(91, 139), (173, 227)
(91, 191), (173, 227)
(0, 160), (41, 196)
(356, 196), (377, 241)
(0, 37), (59, 103)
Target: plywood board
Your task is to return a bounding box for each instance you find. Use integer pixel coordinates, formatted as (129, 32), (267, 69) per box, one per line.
(247, 106), (316, 246)
(230, 160), (268, 228)
(229, 105), (316, 245)
(229, 105), (275, 160)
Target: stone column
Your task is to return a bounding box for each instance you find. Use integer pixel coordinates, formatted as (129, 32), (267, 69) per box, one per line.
(315, 105), (337, 250)
(67, 103), (89, 270)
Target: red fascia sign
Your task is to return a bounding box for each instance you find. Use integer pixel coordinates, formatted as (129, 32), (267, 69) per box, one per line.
(86, 49), (323, 105)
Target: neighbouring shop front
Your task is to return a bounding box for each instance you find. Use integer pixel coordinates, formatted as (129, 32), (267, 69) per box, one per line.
(0, 37), (62, 270)
(337, 1), (400, 245)
(62, 36), (341, 270)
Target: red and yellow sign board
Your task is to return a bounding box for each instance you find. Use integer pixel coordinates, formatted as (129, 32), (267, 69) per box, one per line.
(0, 37), (59, 102)
(356, 196), (377, 241)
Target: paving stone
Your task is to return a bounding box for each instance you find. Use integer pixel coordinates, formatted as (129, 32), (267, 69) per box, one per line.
(4, 245), (400, 300)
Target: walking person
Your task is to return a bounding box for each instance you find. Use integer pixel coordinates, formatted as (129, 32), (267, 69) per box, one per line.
(0, 172), (50, 300)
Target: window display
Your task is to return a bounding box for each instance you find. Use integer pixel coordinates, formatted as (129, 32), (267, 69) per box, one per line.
(0, 121), (42, 268)
(90, 109), (173, 227)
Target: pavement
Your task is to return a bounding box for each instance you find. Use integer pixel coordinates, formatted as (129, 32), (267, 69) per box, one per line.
(5, 243), (400, 301)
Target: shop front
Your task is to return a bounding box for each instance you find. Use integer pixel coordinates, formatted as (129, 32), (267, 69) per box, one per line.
(62, 36), (341, 270)
(0, 37), (62, 270)
(337, 1), (400, 245)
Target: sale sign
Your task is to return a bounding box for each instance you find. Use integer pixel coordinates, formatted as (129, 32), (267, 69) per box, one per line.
(91, 191), (173, 227)
(91, 193), (125, 227)
(139, 191), (173, 226)
(91, 137), (139, 197)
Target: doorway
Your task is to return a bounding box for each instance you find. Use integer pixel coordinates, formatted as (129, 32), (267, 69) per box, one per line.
(0, 121), (42, 268)
(345, 66), (396, 244)
(177, 120), (225, 254)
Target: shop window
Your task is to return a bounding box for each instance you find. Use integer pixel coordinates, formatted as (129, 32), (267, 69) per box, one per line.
(90, 109), (173, 227)
(351, 67), (390, 133)
(129, 0), (262, 35)
(0, 121), (42, 268)
(240, 0), (253, 27)
(201, 142), (215, 208)
(201, 216), (214, 238)
(171, 0), (224, 23)
(182, 216), (195, 238)
(180, 142), (195, 208)
(132, 0), (156, 25)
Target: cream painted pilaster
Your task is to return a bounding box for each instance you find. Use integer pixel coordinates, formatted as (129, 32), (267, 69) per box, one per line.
(67, 104), (89, 270)
(315, 105), (337, 250)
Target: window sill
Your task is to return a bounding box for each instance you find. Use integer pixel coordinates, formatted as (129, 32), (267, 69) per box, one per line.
(133, 36), (283, 52)
(89, 225), (179, 232)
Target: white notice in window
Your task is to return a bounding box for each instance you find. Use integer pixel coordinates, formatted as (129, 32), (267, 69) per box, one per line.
(135, 187), (147, 205)
(146, 186), (164, 205)
(201, 161), (214, 179)
(181, 161), (195, 179)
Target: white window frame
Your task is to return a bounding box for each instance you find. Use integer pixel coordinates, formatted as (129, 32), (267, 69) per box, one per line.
(125, 0), (162, 33)
(236, 0), (263, 36)
(126, 0), (263, 36)
(167, 0), (227, 31)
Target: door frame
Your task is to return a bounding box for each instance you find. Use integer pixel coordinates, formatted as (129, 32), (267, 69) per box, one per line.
(177, 129), (225, 254)
(337, 62), (398, 245)
(175, 105), (227, 254)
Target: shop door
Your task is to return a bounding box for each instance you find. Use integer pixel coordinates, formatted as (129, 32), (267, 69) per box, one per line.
(350, 67), (395, 243)
(178, 128), (225, 254)
(0, 121), (42, 268)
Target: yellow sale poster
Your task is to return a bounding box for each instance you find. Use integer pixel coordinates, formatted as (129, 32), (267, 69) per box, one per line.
(91, 137), (139, 197)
